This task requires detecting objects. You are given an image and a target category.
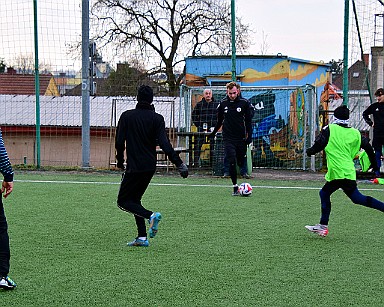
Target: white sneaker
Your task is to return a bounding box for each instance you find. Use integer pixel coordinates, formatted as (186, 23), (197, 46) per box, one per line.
(0, 276), (17, 290)
(305, 224), (329, 237)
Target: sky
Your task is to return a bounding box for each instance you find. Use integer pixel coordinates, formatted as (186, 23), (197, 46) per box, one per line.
(235, 0), (345, 63)
(0, 0), (378, 71)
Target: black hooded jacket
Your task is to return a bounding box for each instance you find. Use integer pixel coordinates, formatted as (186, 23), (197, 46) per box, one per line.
(191, 97), (219, 131)
(363, 102), (384, 138)
(115, 103), (183, 172)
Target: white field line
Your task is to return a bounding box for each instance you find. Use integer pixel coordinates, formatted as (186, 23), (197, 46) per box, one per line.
(13, 179), (384, 192)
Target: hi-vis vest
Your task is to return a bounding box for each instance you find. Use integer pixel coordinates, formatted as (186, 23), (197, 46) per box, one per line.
(324, 124), (361, 181)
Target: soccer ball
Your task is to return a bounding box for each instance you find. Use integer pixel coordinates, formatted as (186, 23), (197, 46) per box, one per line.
(238, 182), (253, 196)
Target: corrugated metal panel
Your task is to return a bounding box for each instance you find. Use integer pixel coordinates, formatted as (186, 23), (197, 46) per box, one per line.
(0, 95), (184, 128)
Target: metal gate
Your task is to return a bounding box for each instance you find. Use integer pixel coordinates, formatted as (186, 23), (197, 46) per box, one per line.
(178, 85), (319, 172)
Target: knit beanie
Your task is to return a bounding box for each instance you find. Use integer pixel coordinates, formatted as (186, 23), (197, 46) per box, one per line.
(137, 85), (153, 104)
(333, 105), (349, 120)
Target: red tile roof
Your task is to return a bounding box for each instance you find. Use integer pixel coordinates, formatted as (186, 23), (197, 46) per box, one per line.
(0, 74), (57, 95)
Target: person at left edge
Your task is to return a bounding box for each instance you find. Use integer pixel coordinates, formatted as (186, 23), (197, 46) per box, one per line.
(115, 85), (188, 247)
(0, 129), (17, 290)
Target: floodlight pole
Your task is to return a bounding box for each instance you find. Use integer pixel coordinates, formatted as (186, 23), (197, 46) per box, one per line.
(81, 0), (91, 168)
(231, 0), (236, 82)
(342, 0), (349, 106)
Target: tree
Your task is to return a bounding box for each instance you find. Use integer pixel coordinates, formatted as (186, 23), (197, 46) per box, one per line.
(91, 0), (251, 95)
(11, 54), (52, 74)
(105, 63), (151, 96)
(329, 59), (343, 75)
(259, 30), (270, 55)
(0, 59), (5, 73)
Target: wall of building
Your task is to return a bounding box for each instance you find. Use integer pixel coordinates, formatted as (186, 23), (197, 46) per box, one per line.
(5, 134), (114, 168)
(184, 55), (331, 103)
(371, 46), (384, 92)
(3, 127), (180, 169)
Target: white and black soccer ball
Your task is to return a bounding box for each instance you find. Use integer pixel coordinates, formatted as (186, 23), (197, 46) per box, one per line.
(238, 182), (253, 196)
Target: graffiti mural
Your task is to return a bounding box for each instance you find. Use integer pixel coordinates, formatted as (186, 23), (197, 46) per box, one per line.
(249, 90), (285, 166)
(183, 55), (330, 168)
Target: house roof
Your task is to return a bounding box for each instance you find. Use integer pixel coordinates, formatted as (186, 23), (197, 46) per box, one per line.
(0, 74), (60, 96)
(332, 59), (371, 91)
(0, 95), (183, 128)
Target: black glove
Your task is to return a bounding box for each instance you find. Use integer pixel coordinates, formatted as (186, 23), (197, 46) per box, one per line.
(178, 163), (188, 178)
(246, 137), (252, 145)
(306, 149), (313, 157)
(116, 161), (125, 170)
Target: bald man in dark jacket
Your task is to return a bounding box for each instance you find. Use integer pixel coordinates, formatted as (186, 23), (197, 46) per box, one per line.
(115, 85), (188, 247)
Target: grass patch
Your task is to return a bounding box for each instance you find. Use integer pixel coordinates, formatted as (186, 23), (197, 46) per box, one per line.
(2, 172), (384, 306)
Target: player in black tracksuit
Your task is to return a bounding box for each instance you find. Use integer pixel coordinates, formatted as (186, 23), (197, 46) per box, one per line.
(115, 85), (188, 247)
(210, 82), (253, 195)
(362, 88), (384, 173)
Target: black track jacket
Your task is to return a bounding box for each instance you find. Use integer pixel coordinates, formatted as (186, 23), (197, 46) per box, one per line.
(212, 95), (253, 142)
(191, 97), (219, 131)
(363, 102), (384, 138)
(115, 103), (183, 172)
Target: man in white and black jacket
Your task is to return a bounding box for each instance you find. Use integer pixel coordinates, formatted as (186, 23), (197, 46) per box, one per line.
(209, 82), (253, 196)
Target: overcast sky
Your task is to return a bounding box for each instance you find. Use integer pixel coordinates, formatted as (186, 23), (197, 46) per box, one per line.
(235, 0), (345, 63)
(1, 1), (380, 71)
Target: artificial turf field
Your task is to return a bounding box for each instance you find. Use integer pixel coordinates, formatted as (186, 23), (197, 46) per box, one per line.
(1, 171), (384, 306)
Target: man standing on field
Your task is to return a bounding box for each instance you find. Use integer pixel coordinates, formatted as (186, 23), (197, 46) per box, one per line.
(209, 82), (253, 195)
(362, 87), (384, 176)
(115, 85), (188, 247)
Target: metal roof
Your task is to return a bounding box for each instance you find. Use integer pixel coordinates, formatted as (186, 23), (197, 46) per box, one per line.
(0, 95), (184, 128)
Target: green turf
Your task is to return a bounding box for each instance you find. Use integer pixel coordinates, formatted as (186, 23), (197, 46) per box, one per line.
(2, 171), (384, 306)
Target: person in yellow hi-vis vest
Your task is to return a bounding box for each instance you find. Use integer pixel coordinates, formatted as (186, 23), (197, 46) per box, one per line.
(305, 105), (384, 237)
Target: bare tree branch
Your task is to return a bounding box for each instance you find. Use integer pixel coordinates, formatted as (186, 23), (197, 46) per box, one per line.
(91, 0), (252, 95)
